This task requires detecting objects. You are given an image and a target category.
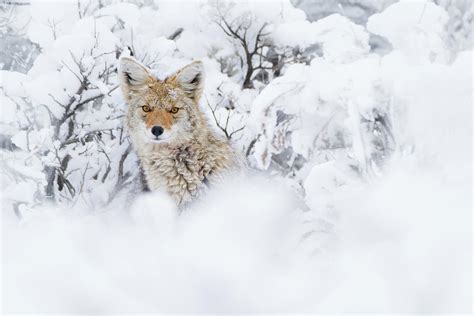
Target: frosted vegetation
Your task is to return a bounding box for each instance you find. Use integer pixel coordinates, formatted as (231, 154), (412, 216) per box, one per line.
(0, 0), (472, 313)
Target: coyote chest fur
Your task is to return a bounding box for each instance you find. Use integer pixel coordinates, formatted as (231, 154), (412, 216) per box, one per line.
(119, 57), (235, 205)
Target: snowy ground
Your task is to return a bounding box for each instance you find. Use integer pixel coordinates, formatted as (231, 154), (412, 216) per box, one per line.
(3, 164), (472, 313)
(1, 0), (472, 314)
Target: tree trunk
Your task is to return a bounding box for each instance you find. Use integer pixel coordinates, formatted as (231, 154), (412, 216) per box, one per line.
(242, 55), (254, 89)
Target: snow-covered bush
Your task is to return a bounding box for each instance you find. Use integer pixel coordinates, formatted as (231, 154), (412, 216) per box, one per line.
(0, 0), (470, 232)
(1, 7), (135, 210)
(3, 0), (373, 212)
(0, 0), (468, 214)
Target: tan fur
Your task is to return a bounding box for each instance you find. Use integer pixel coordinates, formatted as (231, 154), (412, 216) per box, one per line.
(145, 109), (173, 130)
(119, 57), (236, 206)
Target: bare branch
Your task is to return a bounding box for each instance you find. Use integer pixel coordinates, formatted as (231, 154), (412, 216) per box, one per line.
(205, 96), (244, 140)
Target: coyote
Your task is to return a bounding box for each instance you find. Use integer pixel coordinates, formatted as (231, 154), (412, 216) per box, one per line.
(119, 57), (236, 206)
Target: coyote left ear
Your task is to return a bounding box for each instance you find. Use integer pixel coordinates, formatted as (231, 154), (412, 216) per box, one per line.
(174, 61), (204, 102)
(119, 57), (153, 102)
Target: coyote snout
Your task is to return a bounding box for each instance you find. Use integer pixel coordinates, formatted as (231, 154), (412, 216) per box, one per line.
(119, 57), (236, 206)
(151, 125), (164, 138)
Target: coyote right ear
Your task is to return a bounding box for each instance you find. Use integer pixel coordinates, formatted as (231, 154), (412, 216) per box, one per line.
(119, 57), (153, 101)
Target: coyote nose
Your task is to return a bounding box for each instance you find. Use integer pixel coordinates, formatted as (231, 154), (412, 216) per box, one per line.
(151, 126), (164, 137)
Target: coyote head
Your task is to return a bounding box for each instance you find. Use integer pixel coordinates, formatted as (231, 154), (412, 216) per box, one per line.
(119, 58), (206, 146)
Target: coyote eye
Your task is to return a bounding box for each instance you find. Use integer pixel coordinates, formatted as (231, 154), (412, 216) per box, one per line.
(142, 105), (151, 112)
(170, 107), (179, 114)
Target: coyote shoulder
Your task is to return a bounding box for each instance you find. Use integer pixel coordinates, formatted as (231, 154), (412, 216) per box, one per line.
(119, 57), (236, 206)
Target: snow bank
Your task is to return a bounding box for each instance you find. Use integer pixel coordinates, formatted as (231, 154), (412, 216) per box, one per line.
(3, 156), (471, 312)
(3, 176), (306, 313)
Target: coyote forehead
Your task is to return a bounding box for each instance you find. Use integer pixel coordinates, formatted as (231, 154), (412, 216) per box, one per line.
(144, 82), (179, 105)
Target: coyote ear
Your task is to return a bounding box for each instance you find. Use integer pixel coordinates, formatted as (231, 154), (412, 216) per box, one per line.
(119, 57), (153, 101)
(174, 61), (204, 102)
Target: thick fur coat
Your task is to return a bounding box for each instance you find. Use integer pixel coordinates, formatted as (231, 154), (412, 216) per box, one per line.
(119, 57), (236, 206)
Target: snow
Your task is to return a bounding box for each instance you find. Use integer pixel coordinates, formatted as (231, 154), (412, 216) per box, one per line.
(3, 155), (471, 312)
(11, 127), (53, 152)
(274, 14), (370, 63)
(0, 97), (17, 124)
(0, 71), (29, 97)
(0, 0), (472, 313)
(27, 1), (79, 48)
(367, 0), (449, 62)
(96, 3), (141, 28)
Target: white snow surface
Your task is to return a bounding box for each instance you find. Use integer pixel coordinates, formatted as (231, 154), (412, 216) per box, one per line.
(2, 151), (471, 312)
